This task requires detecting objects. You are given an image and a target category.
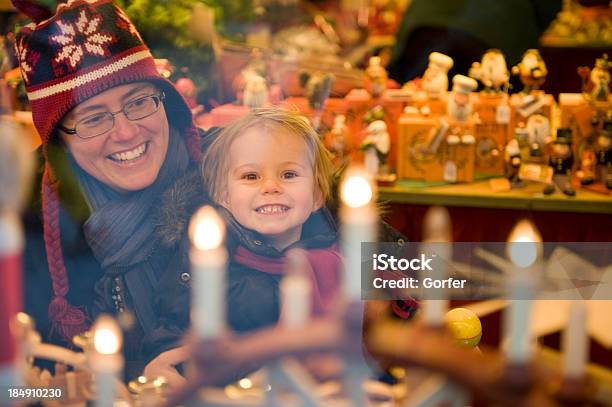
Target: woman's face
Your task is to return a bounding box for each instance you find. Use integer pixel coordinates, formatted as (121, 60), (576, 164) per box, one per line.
(60, 82), (170, 192)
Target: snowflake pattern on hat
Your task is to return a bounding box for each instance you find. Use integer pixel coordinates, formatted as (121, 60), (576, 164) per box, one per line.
(15, 36), (39, 84)
(50, 8), (115, 73)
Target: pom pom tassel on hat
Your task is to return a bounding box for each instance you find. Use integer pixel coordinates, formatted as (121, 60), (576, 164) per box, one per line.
(12, 0), (199, 343)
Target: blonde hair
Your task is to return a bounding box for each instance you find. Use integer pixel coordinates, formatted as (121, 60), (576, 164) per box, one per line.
(202, 107), (334, 205)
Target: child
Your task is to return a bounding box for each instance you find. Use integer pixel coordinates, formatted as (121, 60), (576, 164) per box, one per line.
(202, 107), (343, 328)
(144, 108), (342, 377)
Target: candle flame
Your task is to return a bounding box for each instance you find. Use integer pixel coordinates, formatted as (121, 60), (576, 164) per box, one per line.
(93, 315), (122, 355)
(189, 206), (225, 251)
(507, 219), (542, 268)
(341, 168), (374, 208)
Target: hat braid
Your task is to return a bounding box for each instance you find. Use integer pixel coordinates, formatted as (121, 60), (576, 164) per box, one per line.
(41, 158), (89, 343)
(184, 123), (202, 162)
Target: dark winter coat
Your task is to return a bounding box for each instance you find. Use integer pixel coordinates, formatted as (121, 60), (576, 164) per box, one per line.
(143, 167), (342, 359)
(22, 128), (220, 380)
(142, 164), (416, 362)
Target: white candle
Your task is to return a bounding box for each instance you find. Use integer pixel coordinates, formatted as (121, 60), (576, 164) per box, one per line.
(91, 315), (123, 407)
(420, 207), (452, 328)
(504, 220), (541, 365)
(280, 249), (312, 328)
(340, 167), (377, 301)
(419, 245), (449, 327)
(0, 211), (24, 387)
(563, 302), (589, 379)
(504, 271), (533, 364)
(188, 206), (227, 338)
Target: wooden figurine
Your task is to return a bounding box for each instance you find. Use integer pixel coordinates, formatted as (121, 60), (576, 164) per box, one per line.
(469, 49), (510, 93)
(299, 71), (334, 131)
(526, 113), (551, 160)
(327, 114), (349, 165)
(578, 147), (597, 186)
(544, 128), (576, 196)
(447, 75), (477, 123)
(505, 139), (523, 187)
(511, 49), (547, 95)
(232, 49), (268, 105)
(577, 117), (599, 186)
(365, 56), (387, 98)
(361, 119), (390, 176)
(243, 73), (269, 108)
(578, 54), (611, 103)
(299, 71), (334, 112)
(422, 52), (454, 100)
(595, 118), (612, 189)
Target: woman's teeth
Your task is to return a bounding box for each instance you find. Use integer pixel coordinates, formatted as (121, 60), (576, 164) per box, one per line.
(256, 205), (288, 214)
(109, 143), (147, 162)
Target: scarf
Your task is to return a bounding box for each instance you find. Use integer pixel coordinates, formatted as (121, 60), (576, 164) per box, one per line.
(233, 244), (342, 315)
(73, 128), (190, 334)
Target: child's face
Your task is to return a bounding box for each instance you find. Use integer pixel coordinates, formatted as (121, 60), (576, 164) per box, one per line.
(222, 127), (323, 250)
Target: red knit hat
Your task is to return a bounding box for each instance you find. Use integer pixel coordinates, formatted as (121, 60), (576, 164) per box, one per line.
(12, 0), (201, 343)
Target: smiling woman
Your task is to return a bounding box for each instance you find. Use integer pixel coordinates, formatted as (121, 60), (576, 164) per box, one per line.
(13, 0), (213, 380)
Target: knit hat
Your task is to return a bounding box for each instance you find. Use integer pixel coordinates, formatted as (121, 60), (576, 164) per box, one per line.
(12, 0), (200, 343)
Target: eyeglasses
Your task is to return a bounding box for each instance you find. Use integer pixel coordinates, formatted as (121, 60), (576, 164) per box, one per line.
(59, 92), (165, 139)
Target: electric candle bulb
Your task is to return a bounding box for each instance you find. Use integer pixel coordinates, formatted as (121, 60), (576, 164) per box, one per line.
(189, 206), (225, 251)
(342, 175), (373, 208)
(507, 219), (542, 269)
(92, 315), (122, 356)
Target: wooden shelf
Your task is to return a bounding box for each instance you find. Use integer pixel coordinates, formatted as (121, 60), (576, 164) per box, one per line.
(379, 180), (612, 214)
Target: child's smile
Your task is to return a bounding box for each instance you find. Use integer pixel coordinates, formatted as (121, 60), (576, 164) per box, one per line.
(255, 204), (290, 214)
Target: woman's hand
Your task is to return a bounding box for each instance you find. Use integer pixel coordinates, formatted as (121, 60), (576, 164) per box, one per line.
(143, 346), (190, 389)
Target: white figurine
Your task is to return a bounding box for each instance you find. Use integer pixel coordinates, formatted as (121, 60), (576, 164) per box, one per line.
(469, 49), (510, 93)
(422, 52), (454, 99)
(329, 115), (348, 159)
(243, 72), (269, 108)
(447, 75), (478, 122)
(361, 120), (390, 176)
